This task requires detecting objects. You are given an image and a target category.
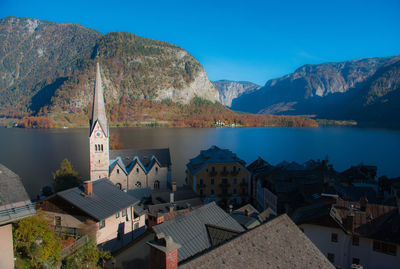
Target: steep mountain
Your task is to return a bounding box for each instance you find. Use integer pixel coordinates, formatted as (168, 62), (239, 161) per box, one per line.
(213, 80), (261, 107)
(231, 56), (400, 128)
(0, 16), (317, 128)
(0, 16), (219, 119)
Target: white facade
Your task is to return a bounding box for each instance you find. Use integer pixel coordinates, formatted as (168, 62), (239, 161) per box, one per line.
(300, 223), (400, 269)
(256, 180), (277, 214)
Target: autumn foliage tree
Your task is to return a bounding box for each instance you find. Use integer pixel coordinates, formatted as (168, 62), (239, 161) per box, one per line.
(53, 158), (82, 192)
(13, 210), (62, 268)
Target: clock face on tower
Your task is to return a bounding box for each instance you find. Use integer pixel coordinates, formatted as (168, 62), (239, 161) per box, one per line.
(95, 131), (103, 138)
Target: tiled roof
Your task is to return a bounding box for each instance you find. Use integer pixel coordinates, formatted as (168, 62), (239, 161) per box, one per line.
(180, 214), (335, 269)
(57, 179), (138, 221)
(110, 148), (171, 171)
(152, 202), (245, 262)
(293, 199), (400, 245)
(148, 198), (203, 215)
(186, 146), (246, 175)
(0, 164), (36, 224)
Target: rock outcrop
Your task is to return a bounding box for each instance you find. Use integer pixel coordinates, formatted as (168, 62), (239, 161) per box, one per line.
(213, 80), (260, 107)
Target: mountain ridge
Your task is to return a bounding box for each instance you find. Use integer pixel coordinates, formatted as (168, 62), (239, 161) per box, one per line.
(231, 55), (400, 128)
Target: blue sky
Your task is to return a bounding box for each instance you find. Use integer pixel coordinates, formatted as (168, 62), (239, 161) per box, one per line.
(1, 0), (399, 85)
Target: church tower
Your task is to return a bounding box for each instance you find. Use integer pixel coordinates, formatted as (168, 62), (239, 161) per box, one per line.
(89, 62), (109, 181)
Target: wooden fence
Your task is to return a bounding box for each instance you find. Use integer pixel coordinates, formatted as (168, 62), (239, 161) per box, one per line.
(60, 234), (89, 259)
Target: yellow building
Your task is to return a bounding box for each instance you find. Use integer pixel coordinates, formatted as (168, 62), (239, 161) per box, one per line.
(186, 146), (250, 206)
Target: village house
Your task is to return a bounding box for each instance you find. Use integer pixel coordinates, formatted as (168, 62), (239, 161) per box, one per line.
(186, 146), (250, 207)
(0, 164), (36, 269)
(146, 185), (202, 230)
(292, 198), (400, 269)
(89, 62), (171, 190)
(248, 157), (338, 215)
(36, 179), (146, 252)
(148, 201), (245, 265)
(147, 209), (334, 269)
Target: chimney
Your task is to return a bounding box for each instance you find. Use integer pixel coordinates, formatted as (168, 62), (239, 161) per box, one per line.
(84, 181), (93, 196)
(148, 233), (181, 269)
(360, 197), (368, 211)
(345, 204), (355, 232)
(170, 193), (174, 204)
(171, 181), (177, 192)
(245, 209), (250, 216)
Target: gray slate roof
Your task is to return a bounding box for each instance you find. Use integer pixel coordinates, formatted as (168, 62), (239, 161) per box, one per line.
(153, 202), (245, 262)
(186, 146), (246, 176)
(180, 214), (335, 269)
(110, 148), (171, 168)
(0, 164), (36, 224)
(57, 178), (138, 221)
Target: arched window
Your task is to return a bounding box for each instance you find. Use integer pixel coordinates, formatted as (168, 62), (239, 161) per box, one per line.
(154, 180), (160, 189)
(136, 168), (139, 173)
(95, 145), (98, 151)
(116, 183), (122, 190)
(135, 181), (142, 188)
(116, 169), (120, 174)
(101, 144), (103, 152)
(155, 167), (158, 173)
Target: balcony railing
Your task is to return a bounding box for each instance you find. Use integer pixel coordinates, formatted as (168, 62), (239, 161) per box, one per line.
(230, 170), (239, 176)
(220, 170), (229, 176)
(208, 171), (218, 176)
(219, 192), (232, 197)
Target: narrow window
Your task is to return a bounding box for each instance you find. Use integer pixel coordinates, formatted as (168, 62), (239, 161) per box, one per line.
(155, 167), (158, 172)
(327, 253), (335, 263)
(95, 145), (98, 151)
(122, 209), (127, 217)
(116, 212), (120, 218)
(101, 144), (103, 151)
(331, 233), (338, 243)
(137, 168), (139, 173)
(200, 179), (204, 185)
(211, 178), (214, 185)
(99, 220), (105, 229)
(55, 216), (61, 226)
(352, 236), (359, 246)
(117, 169), (120, 174)
(211, 188), (215, 195)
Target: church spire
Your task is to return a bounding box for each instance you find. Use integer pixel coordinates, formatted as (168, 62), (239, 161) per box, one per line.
(90, 62), (108, 137)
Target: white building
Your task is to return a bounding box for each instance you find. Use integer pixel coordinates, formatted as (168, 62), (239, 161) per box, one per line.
(292, 198), (400, 269)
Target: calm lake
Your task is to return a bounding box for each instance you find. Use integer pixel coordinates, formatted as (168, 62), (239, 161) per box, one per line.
(1, 126), (400, 198)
